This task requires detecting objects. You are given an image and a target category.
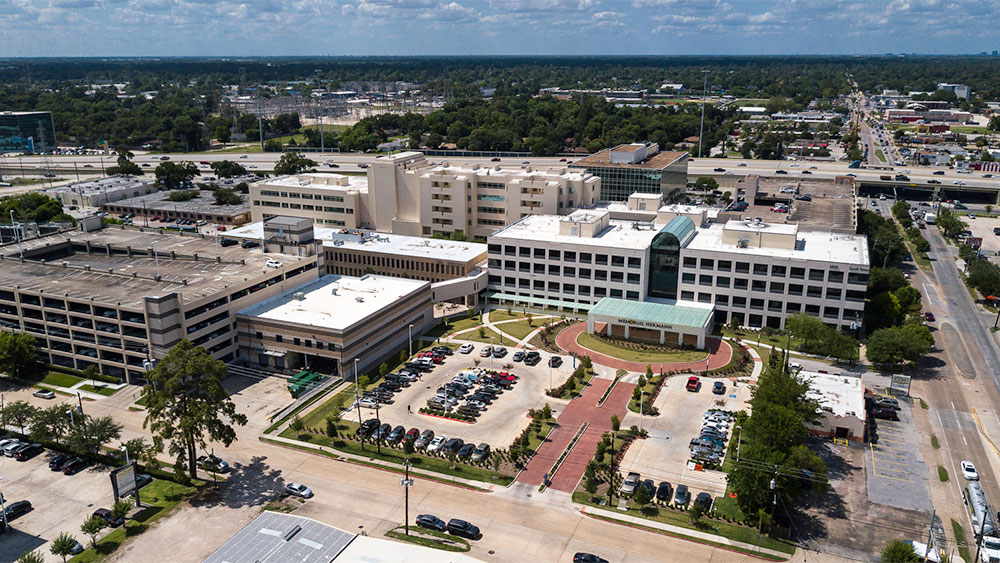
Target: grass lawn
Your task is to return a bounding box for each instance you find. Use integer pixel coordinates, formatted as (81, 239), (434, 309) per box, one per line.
(424, 315), (482, 339)
(496, 319), (544, 341)
(951, 125), (989, 134)
(39, 370), (85, 388)
(576, 332), (707, 364)
(719, 327), (803, 352)
(80, 384), (118, 397)
(10, 177), (65, 186)
(385, 526), (470, 552)
(278, 423), (514, 486)
(549, 369), (596, 400)
(489, 309), (542, 323)
(734, 98), (769, 107)
(875, 149), (887, 162)
(749, 345), (771, 368)
(70, 479), (196, 562)
(460, 326), (512, 346)
(952, 519), (972, 563)
(627, 373), (662, 414)
(712, 488), (745, 521)
(572, 492), (795, 555)
(938, 465), (949, 482)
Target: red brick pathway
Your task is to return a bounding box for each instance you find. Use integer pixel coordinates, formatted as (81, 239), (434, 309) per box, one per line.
(517, 376), (635, 493)
(555, 322), (733, 373)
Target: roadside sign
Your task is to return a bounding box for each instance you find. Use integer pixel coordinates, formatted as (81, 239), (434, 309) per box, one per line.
(968, 237), (983, 249)
(111, 462), (138, 501)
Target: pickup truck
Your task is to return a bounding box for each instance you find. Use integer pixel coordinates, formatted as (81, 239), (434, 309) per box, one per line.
(620, 472), (640, 495)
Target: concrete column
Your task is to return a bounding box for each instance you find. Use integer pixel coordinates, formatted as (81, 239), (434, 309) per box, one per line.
(659, 330), (665, 345)
(624, 325), (629, 340)
(606, 323), (613, 337)
(587, 318), (594, 333)
(697, 332), (706, 349)
(677, 332), (684, 346)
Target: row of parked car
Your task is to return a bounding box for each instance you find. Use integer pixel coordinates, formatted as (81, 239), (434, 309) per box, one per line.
(353, 346), (456, 409)
(427, 367), (518, 417)
(621, 471), (712, 512)
(355, 419), (493, 461)
(415, 513), (481, 539)
(690, 410), (732, 465)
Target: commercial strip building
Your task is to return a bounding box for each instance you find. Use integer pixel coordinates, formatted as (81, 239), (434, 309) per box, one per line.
(48, 177), (158, 208)
(101, 190), (252, 225)
(0, 225), (323, 383)
(802, 371), (866, 443)
(569, 143), (688, 202)
(0, 111), (55, 153)
(236, 274), (433, 375)
(486, 201), (869, 334)
(885, 108), (972, 124)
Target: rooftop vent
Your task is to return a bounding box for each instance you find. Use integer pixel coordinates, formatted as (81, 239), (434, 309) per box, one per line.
(355, 296), (364, 303)
(330, 283), (339, 296)
(737, 238), (750, 248)
(292, 292), (305, 301)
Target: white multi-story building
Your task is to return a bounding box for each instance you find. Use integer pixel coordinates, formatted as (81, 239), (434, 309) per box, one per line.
(249, 152), (601, 240)
(486, 208), (869, 332)
(250, 173), (370, 228)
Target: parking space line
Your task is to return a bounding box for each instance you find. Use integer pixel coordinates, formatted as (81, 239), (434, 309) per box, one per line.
(873, 458), (911, 468)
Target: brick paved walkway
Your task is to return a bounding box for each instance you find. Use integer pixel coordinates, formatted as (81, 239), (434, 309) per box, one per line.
(555, 322), (733, 373)
(517, 376), (635, 493)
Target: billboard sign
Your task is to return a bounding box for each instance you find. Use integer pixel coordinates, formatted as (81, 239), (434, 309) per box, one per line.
(111, 462), (138, 501)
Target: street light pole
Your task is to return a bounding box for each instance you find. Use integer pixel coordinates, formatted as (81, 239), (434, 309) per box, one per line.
(401, 460), (414, 536)
(490, 336), (494, 371)
(698, 69), (710, 158)
(352, 357), (364, 452)
(408, 323), (413, 359)
(734, 425), (742, 460)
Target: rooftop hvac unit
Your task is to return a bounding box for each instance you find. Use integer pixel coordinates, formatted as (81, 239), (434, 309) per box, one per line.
(330, 283), (339, 295)
(292, 292), (305, 301)
(355, 296), (364, 302)
(737, 238), (750, 248)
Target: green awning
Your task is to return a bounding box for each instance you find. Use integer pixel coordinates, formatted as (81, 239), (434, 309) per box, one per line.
(588, 297), (713, 329)
(484, 292), (595, 311)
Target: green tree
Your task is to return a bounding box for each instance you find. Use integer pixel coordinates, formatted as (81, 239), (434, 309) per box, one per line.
(70, 414), (123, 453)
(866, 324), (934, 368)
(273, 152), (317, 175)
(82, 364), (100, 387)
(142, 340), (247, 479)
(80, 515), (106, 548)
(111, 499), (132, 522)
(30, 404), (72, 443)
(0, 332), (37, 377)
(16, 551), (45, 563)
(5, 400), (38, 434)
(403, 437), (415, 456)
(694, 177), (719, 191)
(154, 161), (199, 189)
(106, 147), (142, 176)
(541, 403), (552, 420)
(210, 160), (247, 178)
(611, 414), (621, 433)
(632, 481), (651, 507)
(50, 532), (79, 563)
(213, 188), (244, 206)
(214, 125), (231, 144)
(880, 538), (919, 562)
(688, 502), (705, 525)
(121, 437), (156, 466)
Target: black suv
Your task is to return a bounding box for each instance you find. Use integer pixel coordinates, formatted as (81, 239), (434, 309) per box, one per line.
(219, 238), (239, 247)
(15, 443), (43, 461)
(548, 356), (563, 368)
(446, 518), (480, 539)
(524, 351), (541, 365)
(356, 419), (379, 439)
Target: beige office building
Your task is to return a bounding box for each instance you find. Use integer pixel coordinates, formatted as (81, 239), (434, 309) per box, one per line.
(250, 173), (371, 228)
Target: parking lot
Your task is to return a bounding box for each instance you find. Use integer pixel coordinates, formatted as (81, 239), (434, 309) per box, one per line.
(618, 375), (752, 502)
(343, 343), (573, 451)
(865, 396), (933, 512)
(0, 443), (119, 561)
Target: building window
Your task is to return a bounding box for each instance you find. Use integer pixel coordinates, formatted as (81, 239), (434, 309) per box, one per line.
(786, 302), (802, 312)
(594, 287), (607, 297)
(699, 275), (713, 286)
(579, 268), (591, 279)
(807, 286), (823, 298)
(770, 282), (785, 294)
(790, 267), (806, 279)
(628, 257), (641, 269)
(564, 267), (576, 277)
(549, 249), (561, 260)
(752, 280), (766, 291)
(733, 296), (747, 308)
(595, 270), (608, 281)
(735, 262), (750, 274)
(826, 288), (842, 300)
(828, 271), (844, 283)
(611, 256), (624, 267)
(789, 284), (804, 296)
(715, 295), (729, 305)
(580, 252), (592, 264)
(701, 258), (715, 270)
(716, 276), (730, 288)
(824, 307), (840, 319)
(610, 271), (624, 283)
(682, 273), (696, 283)
(683, 257), (698, 268)
(848, 272), (868, 285)
(627, 273), (640, 285)
(809, 269), (825, 282)
(753, 264), (768, 276)
(750, 298), (764, 310)
(681, 291), (695, 300)
(698, 293), (712, 303)
(771, 265), (786, 277)
(596, 254), (609, 266)
(717, 260), (732, 272)
(564, 251), (576, 262)
(734, 278), (748, 290)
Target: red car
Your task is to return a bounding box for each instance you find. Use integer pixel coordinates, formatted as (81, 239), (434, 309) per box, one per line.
(924, 312), (935, 322)
(404, 428), (420, 442)
(431, 354), (444, 364)
(872, 407), (899, 421)
(216, 225), (227, 231)
(686, 376), (701, 392)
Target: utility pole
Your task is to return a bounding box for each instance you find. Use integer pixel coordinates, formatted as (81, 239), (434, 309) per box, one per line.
(401, 460), (414, 535)
(698, 69), (710, 158)
(922, 510), (935, 563)
(974, 503), (989, 563)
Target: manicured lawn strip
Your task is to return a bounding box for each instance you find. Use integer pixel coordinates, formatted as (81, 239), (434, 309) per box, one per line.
(80, 384), (118, 396)
(938, 465), (949, 482)
(750, 345), (771, 367)
(41, 370), (86, 387)
(875, 149), (887, 162)
(69, 479), (196, 563)
(460, 326), (511, 345)
(270, 380), (347, 433)
(489, 309), (531, 323)
(719, 328), (804, 353)
(425, 314), (482, 339)
(278, 423), (513, 486)
(952, 518), (972, 563)
(549, 369), (597, 400)
(712, 489), (745, 521)
(577, 332), (707, 363)
(575, 493), (794, 558)
(496, 319), (544, 341)
(385, 526), (471, 552)
(627, 376), (660, 413)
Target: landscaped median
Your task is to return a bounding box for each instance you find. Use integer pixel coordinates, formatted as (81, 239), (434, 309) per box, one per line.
(385, 525), (471, 552)
(576, 332), (708, 364)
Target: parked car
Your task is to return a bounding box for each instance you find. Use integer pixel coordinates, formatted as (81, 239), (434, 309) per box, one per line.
(196, 455), (230, 473)
(962, 460), (979, 481)
(219, 238), (239, 247)
(15, 443), (43, 461)
(446, 518), (481, 539)
(387, 425), (406, 444)
(548, 356), (562, 368)
(674, 484), (690, 505)
(712, 381), (726, 395)
(285, 482), (314, 498)
(5, 500), (32, 520)
(873, 396), (900, 410)
(656, 481), (674, 503)
(63, 457), (89, 475)
(641, 479), (656, 498)
(50, 453), (74, 471)
(136, 473), (153, 490)
(686, 376), (701, 392)
(240, 240), (260, 249)
(872, 407), (899, 421)
(480, 346), (493, 357)
(0, 439), (23, 456)
(524, 351), (541, 365)
(427, 435), (447, 453)
(457, 443), (476, 459)
(404, 428), (420, 442)
(459, 343), (475, 354)
(573, 554), (609, 563)
(93, 507), (124, 528)
(32, 389), (55, 399)
(492, 346), (507, 358)
(620, 472), (640, 495)
(415, 430), (435, 449)
(512, 351), (524, 362)
(471, 443), (491, 462)
(443, 437), (465, 454)
(416, 514), (447, 531)
(924, 312), (935, 322)
(694, 492), (713, 511)
(266, 259), (282, 269)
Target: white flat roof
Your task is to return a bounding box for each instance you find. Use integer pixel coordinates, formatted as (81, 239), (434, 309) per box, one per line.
(802, 371), (866, 421)
(685, 222), (869, 266)
(262, 173), (368, 192)
(491, 215), (660, 250)
(238, 274), (428, 331)
(658, 203), (707, 215)
(423, 163), (592, 183)
(324, 230), (487, 262)
(723, 219), (798, 236)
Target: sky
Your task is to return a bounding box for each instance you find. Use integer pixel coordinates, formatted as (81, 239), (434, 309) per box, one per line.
(2, 0), (999, 57)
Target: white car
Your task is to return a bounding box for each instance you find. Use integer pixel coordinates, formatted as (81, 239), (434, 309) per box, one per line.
(266, 259), (282, 268)
(427, 435), (447, 453)
(459, 343), (474, 354)
(961, 461), (979, 481)
(285, 482), (314, 498)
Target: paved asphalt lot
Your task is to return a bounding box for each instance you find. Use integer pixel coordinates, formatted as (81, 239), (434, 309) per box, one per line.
(865, 401), (933, 513)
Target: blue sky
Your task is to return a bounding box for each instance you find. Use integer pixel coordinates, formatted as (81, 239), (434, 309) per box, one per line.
(2, 0), (999, 57)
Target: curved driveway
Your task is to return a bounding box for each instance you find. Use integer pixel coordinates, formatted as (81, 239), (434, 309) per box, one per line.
(556, 323), (733, 373)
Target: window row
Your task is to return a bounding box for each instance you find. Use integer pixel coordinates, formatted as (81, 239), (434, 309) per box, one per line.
(488, 245), (642, 267)
(681, 257), (866, 285)
(489, 275), (640, 299)
(679, 274), (866, 301)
